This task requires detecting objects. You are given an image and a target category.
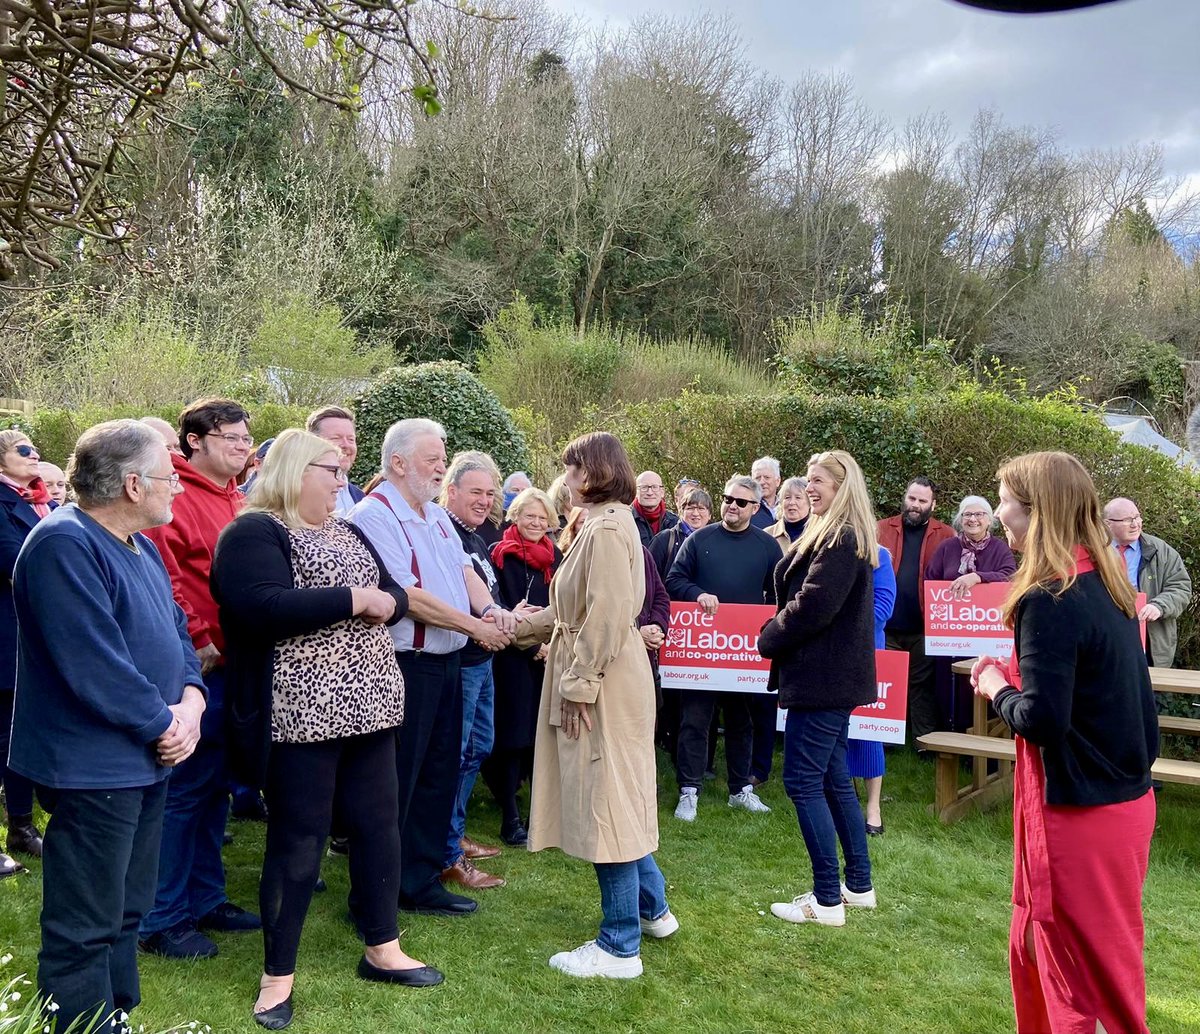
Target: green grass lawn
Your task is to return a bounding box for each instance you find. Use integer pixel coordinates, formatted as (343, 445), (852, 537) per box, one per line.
(2, 748), (1199, 1033)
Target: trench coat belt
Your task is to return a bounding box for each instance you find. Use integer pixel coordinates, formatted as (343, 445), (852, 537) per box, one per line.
(551, 620), (581, 639)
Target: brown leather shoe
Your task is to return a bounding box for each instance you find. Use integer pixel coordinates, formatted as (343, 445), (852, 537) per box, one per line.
(440, 857), (505, 890)
(460, 835), (501, 860)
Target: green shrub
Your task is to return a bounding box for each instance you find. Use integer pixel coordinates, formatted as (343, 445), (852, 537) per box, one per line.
(350, 361), (529, 485)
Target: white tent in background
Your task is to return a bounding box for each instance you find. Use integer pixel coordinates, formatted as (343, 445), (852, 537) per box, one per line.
(1102, 412), (1198, 470)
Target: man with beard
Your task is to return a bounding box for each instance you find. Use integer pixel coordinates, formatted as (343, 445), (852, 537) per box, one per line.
(876, 477), (954, 743)
(351, 419), (515, 917)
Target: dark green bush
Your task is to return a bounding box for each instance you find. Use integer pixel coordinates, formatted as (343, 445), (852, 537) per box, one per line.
(350, 361), (529, 485)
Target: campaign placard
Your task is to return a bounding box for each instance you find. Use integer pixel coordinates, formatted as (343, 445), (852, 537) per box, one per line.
(847, 649), (909, 744)
(924, 580), (1013, 658)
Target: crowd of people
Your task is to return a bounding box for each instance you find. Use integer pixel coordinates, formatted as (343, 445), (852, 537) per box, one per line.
(0, 400), (1185, 1033)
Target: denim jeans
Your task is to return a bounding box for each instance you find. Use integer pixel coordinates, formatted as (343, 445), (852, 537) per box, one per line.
(782, 707), (872, 907)
(37, 780), (168, 1031)
(592, 854), (669, 958)
(140, 671), (230, 935)
(446, 660), (496, 867)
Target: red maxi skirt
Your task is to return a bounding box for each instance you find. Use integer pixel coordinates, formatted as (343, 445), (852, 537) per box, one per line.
(1010, 735), (1155, 1034)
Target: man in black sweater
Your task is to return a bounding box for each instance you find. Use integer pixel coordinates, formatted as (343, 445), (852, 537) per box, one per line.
(666, 475), (783, 822)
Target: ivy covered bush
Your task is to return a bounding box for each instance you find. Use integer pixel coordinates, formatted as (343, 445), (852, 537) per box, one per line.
(350, 361), (530, 486)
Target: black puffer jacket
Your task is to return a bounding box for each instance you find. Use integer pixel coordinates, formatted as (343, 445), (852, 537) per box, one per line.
(758, 527), (876, 712)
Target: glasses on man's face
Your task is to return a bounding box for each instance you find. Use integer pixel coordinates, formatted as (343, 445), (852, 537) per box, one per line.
(207, 432), (255, 448)
(722, 495), (754, 509)
(637, 484), (664, 494)
(1106, 515), (1142, 527)
(308, 462), (348, 482)
(14, 444), (38, 458)
(141, 472), (181, 487)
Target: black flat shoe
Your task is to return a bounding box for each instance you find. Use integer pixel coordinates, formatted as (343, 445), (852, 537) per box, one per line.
(397, 892), (478, 917)
(865, 822), (885, 837)
(254, 994), (293, 1030)
(357, 956), (444, 987)
(500, 820), (528, 847)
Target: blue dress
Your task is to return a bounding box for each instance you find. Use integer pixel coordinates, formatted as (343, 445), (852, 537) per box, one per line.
(847, 546), (894, 779)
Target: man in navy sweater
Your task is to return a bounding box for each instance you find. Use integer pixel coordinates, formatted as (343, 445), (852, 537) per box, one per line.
(10, 420), (206, 1032)
(666, 475), (782, 822)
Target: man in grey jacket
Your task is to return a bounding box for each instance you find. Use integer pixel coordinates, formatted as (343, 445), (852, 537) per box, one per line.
(1104, 497), (1193, 667)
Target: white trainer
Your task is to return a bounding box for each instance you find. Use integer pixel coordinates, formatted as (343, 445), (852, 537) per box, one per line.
(548, 940), (643, 979)
(728, 785), (771, 814)
(639, 910), (680, 939)
(674, 789), (698, 822)
(840, 883), (877, 909)
(770, 892), (846, 927)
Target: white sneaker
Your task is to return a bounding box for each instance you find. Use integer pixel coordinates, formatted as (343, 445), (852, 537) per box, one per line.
(639, 910), (680, 939)
(728, 785), (771, 814)
(841, 883), (877, 909)
(674, 789), (698, 822)
(548, 940), (643, 979)
(770, 892), (846, 927)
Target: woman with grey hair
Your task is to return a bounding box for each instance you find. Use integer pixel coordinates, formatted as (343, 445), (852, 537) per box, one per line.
(765, 477), (810, 551)
(924, 494), (1017, 731)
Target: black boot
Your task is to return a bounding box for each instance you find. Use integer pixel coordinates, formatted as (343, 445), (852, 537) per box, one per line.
(7, 814), (43, 858)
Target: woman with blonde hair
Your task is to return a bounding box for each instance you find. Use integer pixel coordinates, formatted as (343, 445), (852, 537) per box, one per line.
(972, 452), (1156, 1034)
(213, 429), (441, 1030)
(758, 450), (880, 927)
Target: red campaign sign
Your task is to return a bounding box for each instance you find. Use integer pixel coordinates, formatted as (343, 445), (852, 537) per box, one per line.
(661, 603), (909, 744)
(924, 580), (1013, 658)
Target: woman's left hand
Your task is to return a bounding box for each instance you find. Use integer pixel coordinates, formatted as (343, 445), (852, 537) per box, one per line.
(561, 699), (592, 740)
(973, 658), (1008, 700)
(950, 573), (982, 599)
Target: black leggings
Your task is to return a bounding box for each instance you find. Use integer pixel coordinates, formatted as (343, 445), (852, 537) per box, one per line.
(261, 729), (399, 975)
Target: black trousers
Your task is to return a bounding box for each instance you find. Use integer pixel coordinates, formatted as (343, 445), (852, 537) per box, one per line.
(480, 746), (533, 826)
(36, 779), (168, 1030)
(676, 690), (753, 794)
(749, 693), (779, 782)
(0, 688), (34, 815)
(262, 728), (400, 975)
(394, 650), (462, 905)
(886, 631), (937, 741)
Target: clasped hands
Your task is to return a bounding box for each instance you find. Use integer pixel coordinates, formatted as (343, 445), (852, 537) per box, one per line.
(157, 684), (205, 767)
(474, 600), (543, 652)
(970, 655), (1008, 701)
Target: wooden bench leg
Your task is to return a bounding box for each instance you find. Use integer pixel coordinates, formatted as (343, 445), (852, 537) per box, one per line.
(934, 752), (959, 819)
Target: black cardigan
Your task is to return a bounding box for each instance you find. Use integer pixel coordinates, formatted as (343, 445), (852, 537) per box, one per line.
(993, 572), (1158, 807)
(757, 527), (877, 712)
(210, 512), (408, 788)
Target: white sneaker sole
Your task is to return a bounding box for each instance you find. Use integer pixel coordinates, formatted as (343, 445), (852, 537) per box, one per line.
(770, 902), (846, 926)
(548, 953), (643, 979)
(639, 912), (680, 938)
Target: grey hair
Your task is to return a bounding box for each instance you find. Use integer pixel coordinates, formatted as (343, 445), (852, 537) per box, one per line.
(381, 418), (445, 471)
(724, 474), (762, 504)
(68, 419), (164, 507)
(780, 475), (808, 497)
(952, 495), (997, 533)
(502, 471), (530, 493)
(438, 450), (500, 510)
(751, 455), (781, 478)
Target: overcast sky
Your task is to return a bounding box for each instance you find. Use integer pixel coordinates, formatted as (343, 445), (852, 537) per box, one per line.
(546, 0), (1199, 186)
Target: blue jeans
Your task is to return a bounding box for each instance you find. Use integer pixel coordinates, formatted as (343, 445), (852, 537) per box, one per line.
(446, 660), (496, 867)
(140, 671), (230, 935)
(782, 708), (872, 907)
(592, 854), (669, 958)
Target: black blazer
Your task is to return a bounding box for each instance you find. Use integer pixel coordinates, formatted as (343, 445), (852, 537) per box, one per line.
(994, 571), (1158, 807)
(0, 485), (46, 690)
(211, 512), (408, 788)
(758, 527), (877, 712)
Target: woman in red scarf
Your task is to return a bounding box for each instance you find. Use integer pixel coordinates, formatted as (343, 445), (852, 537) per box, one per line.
(482, 487), (562, 845)
(0, 430), (57, 875)
(973, 452), (1157, 1034)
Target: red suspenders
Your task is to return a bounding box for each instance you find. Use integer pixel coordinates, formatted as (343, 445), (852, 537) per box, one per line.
(368, 492), (426, 649)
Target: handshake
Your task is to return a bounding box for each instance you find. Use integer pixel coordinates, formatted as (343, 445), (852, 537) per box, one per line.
(473, 601), (543, 652)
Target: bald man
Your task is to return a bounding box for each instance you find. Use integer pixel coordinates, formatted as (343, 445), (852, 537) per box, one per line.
(37, 462), (68, 505)
(633, 470), (679, 548)
(140, 417), (183, 456)
(1104, 497), (1192, 667)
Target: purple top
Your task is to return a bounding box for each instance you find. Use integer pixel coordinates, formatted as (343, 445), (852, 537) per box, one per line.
(924, 534), (1017, 583)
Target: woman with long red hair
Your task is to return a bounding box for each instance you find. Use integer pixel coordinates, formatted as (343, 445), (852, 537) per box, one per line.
(973, 451), (1158, 1034)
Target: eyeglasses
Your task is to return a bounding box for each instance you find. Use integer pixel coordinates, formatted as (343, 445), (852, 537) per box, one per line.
(961, 511), (990, 520)
(722, 495), (754, 509)
(207, 432), (255, 448)
(1105, 515), (1142, 526)
(637, 484), (664, 493)
(14, 444), (38, 458)
(308, 462), (347, 481)
(140, 472), (181, 487)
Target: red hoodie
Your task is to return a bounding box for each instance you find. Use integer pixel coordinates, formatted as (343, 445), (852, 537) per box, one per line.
(143, 451), (243, 657)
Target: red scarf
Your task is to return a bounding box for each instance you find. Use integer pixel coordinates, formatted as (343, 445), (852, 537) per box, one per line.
(490, 525), (556, 583)
(633, 498), (666, 535)
(1, 472), (52, 519)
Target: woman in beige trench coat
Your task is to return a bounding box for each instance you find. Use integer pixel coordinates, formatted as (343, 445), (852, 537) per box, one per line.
(515, 432), (678, 979)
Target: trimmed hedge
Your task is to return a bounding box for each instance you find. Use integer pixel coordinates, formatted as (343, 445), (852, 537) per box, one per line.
(350, 361), (529, 486)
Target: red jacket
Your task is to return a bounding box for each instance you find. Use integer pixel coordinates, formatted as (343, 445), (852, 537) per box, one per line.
(143, 452), (243, 656)
(876, 514), (955, 601)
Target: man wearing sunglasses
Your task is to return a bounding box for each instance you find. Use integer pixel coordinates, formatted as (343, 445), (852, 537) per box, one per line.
(140, 397), (261, 960)
(665, 475), (783, 823)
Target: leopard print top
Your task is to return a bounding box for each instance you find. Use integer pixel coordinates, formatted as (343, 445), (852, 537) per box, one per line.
(271, 516), (405, 743)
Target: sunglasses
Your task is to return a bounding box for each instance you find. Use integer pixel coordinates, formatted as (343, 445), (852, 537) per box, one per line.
(722, 495), (754, 509)
(14, 444), (38, 458)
